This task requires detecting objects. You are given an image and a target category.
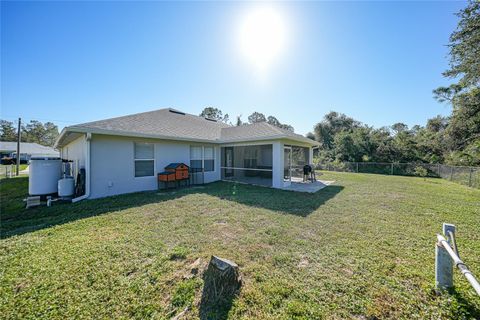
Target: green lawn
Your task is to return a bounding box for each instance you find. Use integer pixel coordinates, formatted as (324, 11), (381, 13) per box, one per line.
(1, 172), (479, 319)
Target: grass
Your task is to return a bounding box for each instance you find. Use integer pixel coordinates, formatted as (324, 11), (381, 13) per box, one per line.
(1, 172), (479, 319)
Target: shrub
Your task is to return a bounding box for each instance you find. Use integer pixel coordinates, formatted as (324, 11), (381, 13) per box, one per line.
(414, 166), (428, 180)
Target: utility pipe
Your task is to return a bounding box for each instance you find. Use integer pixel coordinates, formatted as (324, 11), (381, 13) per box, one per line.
(437, 234), (480, 296)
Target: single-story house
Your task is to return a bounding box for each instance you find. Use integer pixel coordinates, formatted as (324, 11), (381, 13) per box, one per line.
(0, 141), (59, 163)
(55, 108), (319, 200)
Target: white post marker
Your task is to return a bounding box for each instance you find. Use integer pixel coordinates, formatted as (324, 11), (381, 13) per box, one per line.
(435, 223), (480, 296)
(435, 223), (455, 290)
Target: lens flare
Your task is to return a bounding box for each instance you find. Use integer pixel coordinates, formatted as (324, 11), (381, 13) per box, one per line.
(238, 6), (288, 76)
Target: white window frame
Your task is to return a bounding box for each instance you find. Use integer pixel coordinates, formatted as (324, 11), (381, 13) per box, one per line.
(190, 146), (203, 172)
(134, 142), (155, 178)
(190, 145), (216, 173)
(203, 146), (215, 172)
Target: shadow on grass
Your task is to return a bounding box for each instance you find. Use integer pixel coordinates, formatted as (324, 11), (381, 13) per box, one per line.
(448, 288), (480, 318)
(1, 178), (343, 239)
(201, 181), (344, 217)
(198, 258), (241, 320)
(199, 287), (238, 320)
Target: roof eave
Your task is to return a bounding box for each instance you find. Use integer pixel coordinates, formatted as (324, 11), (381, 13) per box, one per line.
(56, 126), (221, 147)
(285, 136), (321, 146)
(281, 136), (321, 146)
(219, 135), (320, 146)
(56, 126), (321, 148)
(54, 127), (69, 148)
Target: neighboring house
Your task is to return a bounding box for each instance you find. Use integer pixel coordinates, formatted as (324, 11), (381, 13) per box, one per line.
(55, 108), (319, 200)
(0, 141), (59, 163)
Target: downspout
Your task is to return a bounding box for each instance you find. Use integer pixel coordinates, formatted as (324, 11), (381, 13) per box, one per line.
(72, 132), (91, 203)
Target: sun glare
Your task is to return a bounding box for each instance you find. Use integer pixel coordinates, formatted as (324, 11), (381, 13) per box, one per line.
(238, 6), (288, 76)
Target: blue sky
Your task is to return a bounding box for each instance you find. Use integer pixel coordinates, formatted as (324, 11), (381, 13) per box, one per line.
(1, 1), (465, 135)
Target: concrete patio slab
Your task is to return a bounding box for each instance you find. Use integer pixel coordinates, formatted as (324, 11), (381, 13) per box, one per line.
(281, 178), (335, 193)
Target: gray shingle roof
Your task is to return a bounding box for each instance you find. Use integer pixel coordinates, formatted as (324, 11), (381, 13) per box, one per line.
(72, 108), (230, 141)
(59, 108), (318, 146)
(220, 122), (311, 143)
(0, 142), (59, 155)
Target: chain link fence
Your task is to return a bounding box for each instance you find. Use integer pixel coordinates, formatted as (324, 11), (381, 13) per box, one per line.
(315, 162), (480, 189)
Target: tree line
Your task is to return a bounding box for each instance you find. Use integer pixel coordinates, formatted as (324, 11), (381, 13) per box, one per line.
(199, 107), (294, 131)
(307, 111), (479, 166)
(0, 119), (60, 147)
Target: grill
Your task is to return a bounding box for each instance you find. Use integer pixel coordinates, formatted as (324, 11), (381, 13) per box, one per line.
(303, 165), (316, 182)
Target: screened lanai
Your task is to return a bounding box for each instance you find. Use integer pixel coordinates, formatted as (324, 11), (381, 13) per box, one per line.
(221, 144), (273, 187)
(220, 143), (312, 188)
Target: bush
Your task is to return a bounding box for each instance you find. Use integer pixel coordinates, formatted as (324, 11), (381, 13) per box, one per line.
(414, 166), (428, 179)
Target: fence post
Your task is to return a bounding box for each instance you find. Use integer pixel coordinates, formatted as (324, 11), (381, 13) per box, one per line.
(437, 164), (441, 177)
(391, 163), (394, 175)
(469, 168), (473, 187)
(436, 223), (455, 291)
(356, 163), (359, 173)
(450, 167), (454, 180)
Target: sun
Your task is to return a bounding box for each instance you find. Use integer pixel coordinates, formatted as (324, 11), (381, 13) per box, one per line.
(238, 6), (288, 75)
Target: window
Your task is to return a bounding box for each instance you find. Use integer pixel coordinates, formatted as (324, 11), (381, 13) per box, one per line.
(190, 146), (215, 172)
(204, 146), (214, 172)
(190, 146), (203, 170)
(134, 142), (154, 177)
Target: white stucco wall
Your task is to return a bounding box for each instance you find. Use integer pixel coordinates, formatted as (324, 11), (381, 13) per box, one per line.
(60, 135), (87, 178)
(272, 141), (284, 188)
(61, 135), (86, 165)
(88, 135), (221, 199)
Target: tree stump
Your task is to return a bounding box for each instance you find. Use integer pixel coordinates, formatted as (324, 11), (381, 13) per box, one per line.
(200, 256), (242, 318)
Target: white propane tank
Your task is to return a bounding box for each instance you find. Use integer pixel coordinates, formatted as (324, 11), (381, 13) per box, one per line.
(29, 157), (62, 196)
(58, 176), (75, 197)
